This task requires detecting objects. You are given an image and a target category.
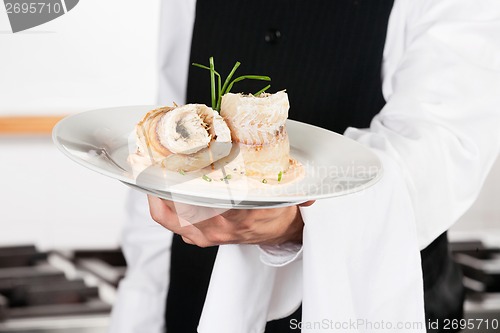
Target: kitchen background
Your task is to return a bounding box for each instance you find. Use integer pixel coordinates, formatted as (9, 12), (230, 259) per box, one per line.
(0, 1), (161, 331)
(0, 0), (159, 248)
(1, 1), (499, 332)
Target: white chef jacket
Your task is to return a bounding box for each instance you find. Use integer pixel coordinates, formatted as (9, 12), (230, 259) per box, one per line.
(110, 0), (500, 332)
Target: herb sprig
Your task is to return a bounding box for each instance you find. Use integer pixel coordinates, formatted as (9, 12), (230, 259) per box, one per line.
(192, 57), (271, 112)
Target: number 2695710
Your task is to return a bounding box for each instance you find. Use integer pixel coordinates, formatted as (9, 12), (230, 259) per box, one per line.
(5, 2), (63, 14)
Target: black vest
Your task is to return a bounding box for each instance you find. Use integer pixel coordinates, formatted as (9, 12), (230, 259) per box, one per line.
(186, 0), (394, 133)
(166, 1), (394, 332)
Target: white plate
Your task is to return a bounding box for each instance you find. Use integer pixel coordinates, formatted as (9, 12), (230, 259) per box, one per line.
(123, 183), (301, 209)
(53, 105), (383, 208)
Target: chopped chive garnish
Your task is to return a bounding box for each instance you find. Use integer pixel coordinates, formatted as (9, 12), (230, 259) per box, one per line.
(192, 57), (272, 112)
(178, 170), (186, 175)
(220, 174), (232, 181)
(277, 171), (283, 182)
(202, 175), (212, 182)
(262, 179), (268, 184)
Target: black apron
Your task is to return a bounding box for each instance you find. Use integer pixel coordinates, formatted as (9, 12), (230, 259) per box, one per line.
(165, 1), (464, 332)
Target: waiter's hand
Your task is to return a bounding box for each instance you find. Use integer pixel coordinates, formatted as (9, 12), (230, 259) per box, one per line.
(147, 195), (314, 247)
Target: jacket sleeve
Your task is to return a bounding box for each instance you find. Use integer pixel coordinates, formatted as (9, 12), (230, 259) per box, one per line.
(345, 0), (500, 248)
(260, 0), (500, 266)
(110, 1), (196, 331)
(109, 189), (173, 333)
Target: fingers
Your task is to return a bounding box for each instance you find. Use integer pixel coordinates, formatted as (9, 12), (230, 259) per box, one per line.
(147, 195), (196, 232)
(147, 195), (218, 247)
(181, 235), (195, 245)
(147, 195), (173, 225)
(147, 195), (309, 247)
(298, 200), (316, 207)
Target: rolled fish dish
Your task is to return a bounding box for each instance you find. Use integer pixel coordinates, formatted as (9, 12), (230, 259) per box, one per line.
(220, 91), (292, 179)
(132, 104), (232, 172)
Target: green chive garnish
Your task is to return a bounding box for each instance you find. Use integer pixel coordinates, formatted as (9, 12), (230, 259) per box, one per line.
(277, 171), (283, 182)
(254, 84), (271, 96)
(192, 62), (221, 110)
(220, 174), (232, 181)
(202, 175), (212, 182)
(262, 179), (268, 184)
(209, 57), (216, 110)
(178, 170), (186, 175)
(192, 57), (271, 112)
(224, 75), (271, 95)
(217, 61), (241, 110)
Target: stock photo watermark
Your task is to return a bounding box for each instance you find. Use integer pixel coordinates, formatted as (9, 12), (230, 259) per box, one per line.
(3, 0), (79, 33)
(290, 318), (499, 331)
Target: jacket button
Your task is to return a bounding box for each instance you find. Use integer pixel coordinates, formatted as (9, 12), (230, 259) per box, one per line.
(265, 29), (281, 44)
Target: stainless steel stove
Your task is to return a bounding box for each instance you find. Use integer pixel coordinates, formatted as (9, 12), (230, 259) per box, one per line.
(451, 240), (500, 332)
(1, 240), (498, 332)
(0, 245), (126, 333)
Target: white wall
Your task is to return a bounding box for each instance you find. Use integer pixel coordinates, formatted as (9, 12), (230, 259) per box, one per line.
(0, 0), (160, 114)
(0, 137), (128, 250)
